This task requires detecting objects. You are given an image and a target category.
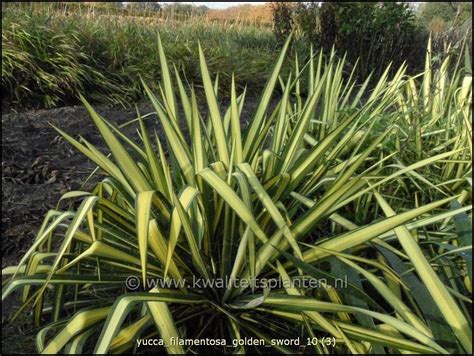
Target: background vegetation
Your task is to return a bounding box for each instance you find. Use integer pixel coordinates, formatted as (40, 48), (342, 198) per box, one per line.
(2, 2), (472, 109)
(2, 2), (276, 108)
(272, 2), (472, 80)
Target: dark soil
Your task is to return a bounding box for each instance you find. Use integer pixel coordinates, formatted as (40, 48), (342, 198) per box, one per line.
(2, 104), (157, 268)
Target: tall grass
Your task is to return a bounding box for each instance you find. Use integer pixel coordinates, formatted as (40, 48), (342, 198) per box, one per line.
(2, 33), (472, 354)
(2, 4), (276, 108)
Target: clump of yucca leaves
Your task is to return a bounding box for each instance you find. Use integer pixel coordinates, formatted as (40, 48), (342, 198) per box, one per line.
(2, 34), (472, 354)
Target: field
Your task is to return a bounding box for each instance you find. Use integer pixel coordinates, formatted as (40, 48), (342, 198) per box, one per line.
(1, 2), (473, 355)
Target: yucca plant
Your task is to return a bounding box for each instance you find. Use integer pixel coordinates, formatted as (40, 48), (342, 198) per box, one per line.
(395, 37), (472, 195)
(2, 34), (472, 354)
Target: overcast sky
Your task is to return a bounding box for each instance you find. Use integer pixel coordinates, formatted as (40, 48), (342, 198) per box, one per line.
(169, 2), (267, 9)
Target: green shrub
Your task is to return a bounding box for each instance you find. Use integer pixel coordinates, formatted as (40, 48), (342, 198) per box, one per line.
(272, 2), (428, 80)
